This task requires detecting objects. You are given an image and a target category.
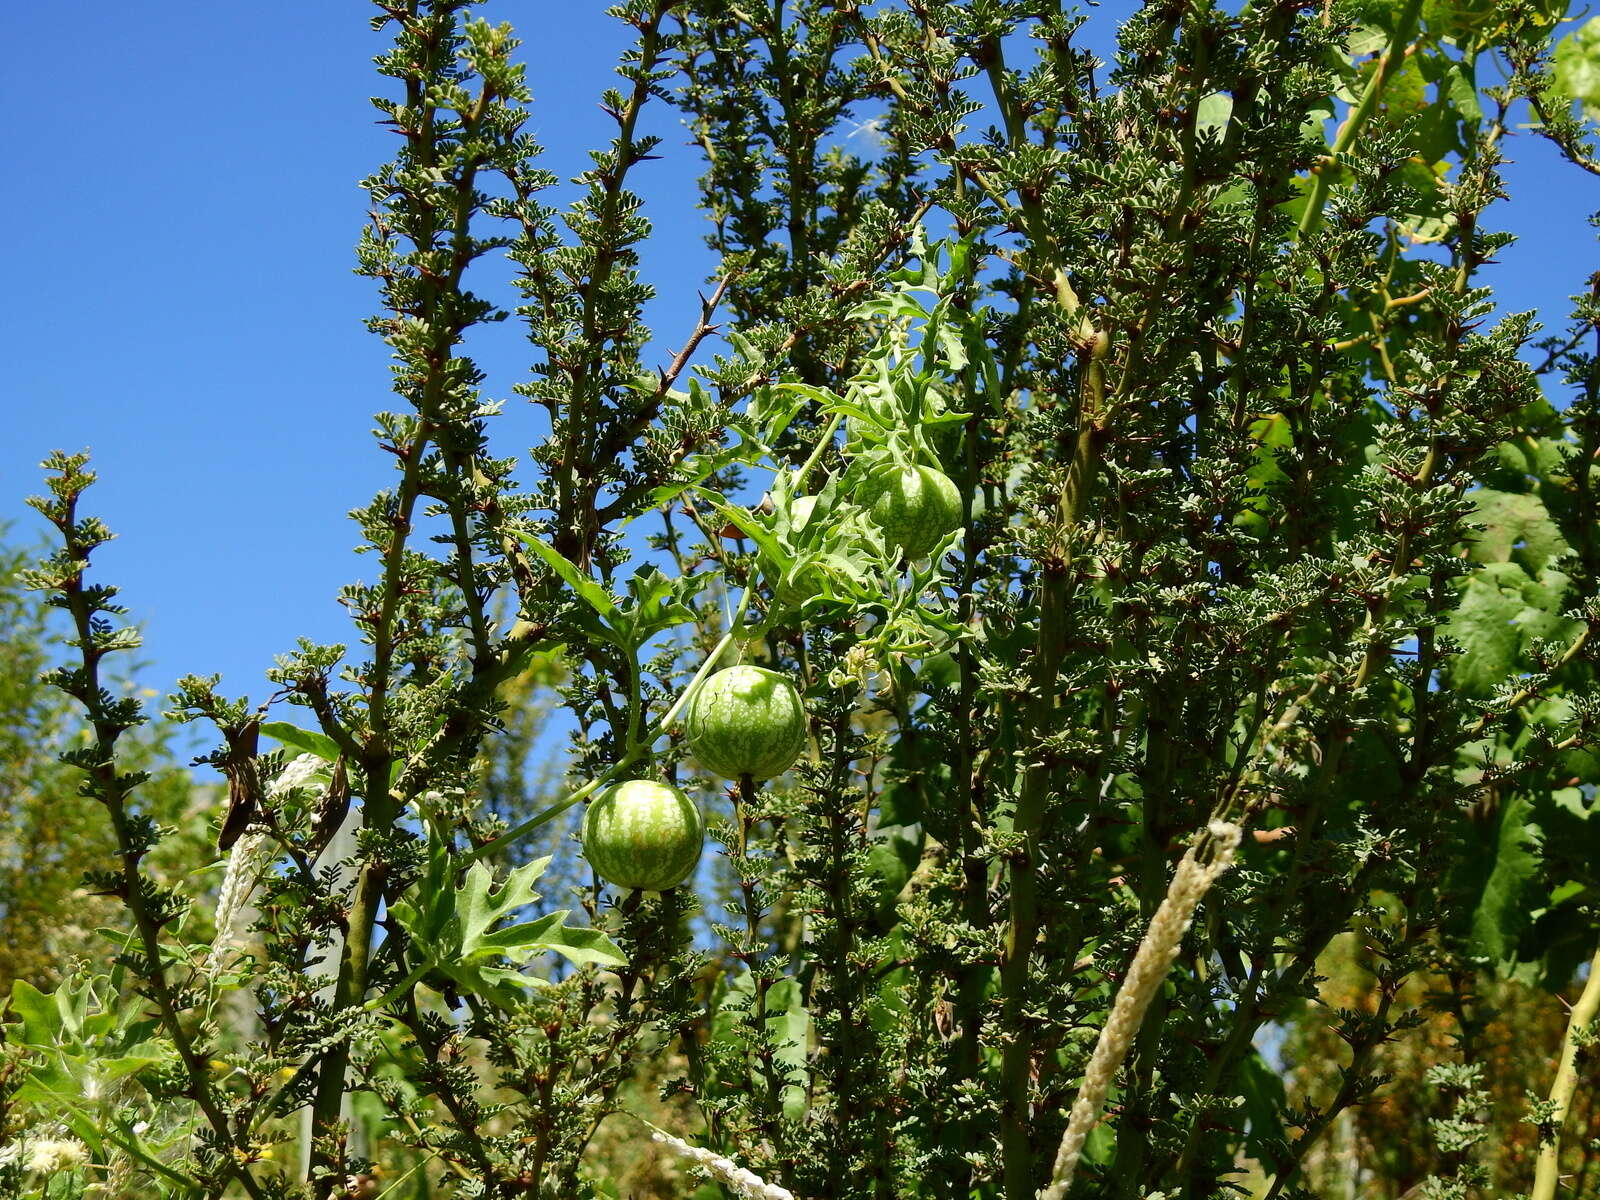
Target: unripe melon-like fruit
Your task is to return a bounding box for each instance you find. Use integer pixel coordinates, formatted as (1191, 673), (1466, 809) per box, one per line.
(581, 779), (704, 892)
(863, 465), (962, 560)
(683, 665), (808, 780)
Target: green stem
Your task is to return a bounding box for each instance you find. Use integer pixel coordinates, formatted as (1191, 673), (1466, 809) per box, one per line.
(1532, 941), (1600, 1200)
(308, 847), (386, 1175)
(735, 772), (783, 1140)
(1295, 0), (1423, 240)
(998, 331), (1109, 1200)
(364, 957), (432, 1013)
(795, 412), (843, 490)
(44, 478), (264, 1200)
(465, 585), (753, 864)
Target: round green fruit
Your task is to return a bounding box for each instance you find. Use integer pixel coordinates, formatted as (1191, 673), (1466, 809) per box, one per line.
(863, 465), (962, 560)
(683, 665), (808, 780)
(580, 779), (704, 892)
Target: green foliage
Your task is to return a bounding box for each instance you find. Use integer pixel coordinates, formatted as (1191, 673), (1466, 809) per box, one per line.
(388, 849), (626, 1009)
(0, 534), (208, 999)
(1554, 15), (1600, 123)
(12, 1), (1600, 1198)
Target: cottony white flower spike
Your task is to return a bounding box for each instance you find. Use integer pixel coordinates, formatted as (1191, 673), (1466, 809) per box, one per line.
(211, 754), (330, 970)
(211, 828), (274, 964)
(1039, 821), (1243, 1200)
(642, 1123), (796, 1200)
(271, 752), (327, 798)
(25, 1137), (89, 1174)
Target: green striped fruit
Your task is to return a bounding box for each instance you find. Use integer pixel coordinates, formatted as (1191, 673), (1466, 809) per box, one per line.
(863, 465), (962, 560)
(580, 779), (704, 892)
(683, 665), (807, 780)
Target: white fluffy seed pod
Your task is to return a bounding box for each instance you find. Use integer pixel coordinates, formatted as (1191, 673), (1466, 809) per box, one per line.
(212, 827), (273, 957)
(645, 1125), (796, 1200)
(210, 754), (328, 968)
(24, 1137), (89, 1174)
(1039, 821), (1243, 1200)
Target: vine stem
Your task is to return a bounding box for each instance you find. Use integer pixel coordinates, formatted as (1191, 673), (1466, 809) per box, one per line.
(364, 959), (432, 1014)
(463, 584), (753, 865)
(1532, 940), (1600, 1200)
(1295, 0), (1424, 240)
(794, 412), (842, 490)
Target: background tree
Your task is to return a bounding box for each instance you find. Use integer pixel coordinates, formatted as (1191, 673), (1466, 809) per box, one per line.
(0, 534), (208, 994)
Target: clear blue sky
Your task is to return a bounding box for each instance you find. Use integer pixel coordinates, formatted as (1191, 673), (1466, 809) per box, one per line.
(0, 2), (716, 736)
(1, 2), (1593, 753)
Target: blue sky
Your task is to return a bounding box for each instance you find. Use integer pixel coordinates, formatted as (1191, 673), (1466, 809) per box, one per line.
(2, 2), (1594, 758)
(1, 3), (715, 731)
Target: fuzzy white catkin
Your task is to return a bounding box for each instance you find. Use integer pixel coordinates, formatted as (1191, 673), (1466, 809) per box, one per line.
(210, 754), (327, 967)
(274, 752), (327, 796)
(24, 1137), (89, 1174)
(211, 828), (273, 958)
(1038, 821), (1243, 1200)
(647, 1127), (797, 1200)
